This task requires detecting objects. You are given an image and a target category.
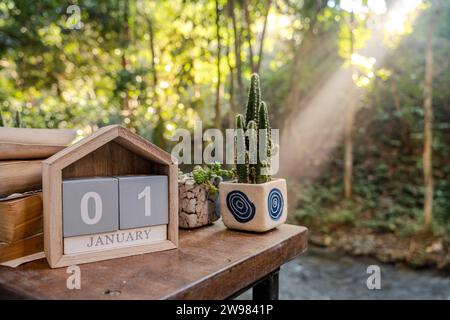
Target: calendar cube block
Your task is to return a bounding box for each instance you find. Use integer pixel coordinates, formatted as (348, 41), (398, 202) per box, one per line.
(117, 175), (168, 229)
(62, 177), (119, 237)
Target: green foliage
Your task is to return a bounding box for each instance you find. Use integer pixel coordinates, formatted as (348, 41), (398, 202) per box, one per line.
(294, 1), (450, 247)
(295, 152), (450, 243)
(192, 166), (210, 185)
(208, 161), (235, 180)
(191, 162), (234, 194)
(0, 0), (275, 140)
(0, 0), (449, 245)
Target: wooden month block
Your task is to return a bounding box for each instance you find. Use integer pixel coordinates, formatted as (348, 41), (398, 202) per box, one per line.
(62, 177), (119, 237)
(117, 175), (168, 229)
(64, 225), (167, 255)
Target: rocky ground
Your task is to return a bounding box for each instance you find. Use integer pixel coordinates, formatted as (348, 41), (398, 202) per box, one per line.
(238, 246), (450, 300)
(309, 229), (450, 271)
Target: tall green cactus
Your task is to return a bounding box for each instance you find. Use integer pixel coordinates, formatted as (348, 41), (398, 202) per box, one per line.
(245, 74), (261, 126)
(234, 74), (272, 184)
(256, 101), (271, 183)
(235, 114), (249, 183)
(13, 110), (22, 128)
(247, 120), (258, 183)
(0, 109), (4, 127)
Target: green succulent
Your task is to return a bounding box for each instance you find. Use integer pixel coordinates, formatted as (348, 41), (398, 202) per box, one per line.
(191, 162), (235, 194)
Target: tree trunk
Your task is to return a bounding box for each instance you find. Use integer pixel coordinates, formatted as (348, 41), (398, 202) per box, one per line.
(147, 17), (158, 88)
(121, 0), (133, 129)
(280, 2), (329, 129)
(256, 0), (272, 74)
(226, 26), (236, 128)
(344, 7), (355, 199)
(423, 3), (439, 229)
(229, 0), (244, 105)
(147, 16), (165, 148)
(390, 77), (412, 154)
(344, 97), (355, 199)
(243, 0), (255, 73)
(214, 0), (222, 130)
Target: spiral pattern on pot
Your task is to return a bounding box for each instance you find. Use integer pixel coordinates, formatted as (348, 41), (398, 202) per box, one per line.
(226, 191), (256, 223)
(268, 188), (284, 220)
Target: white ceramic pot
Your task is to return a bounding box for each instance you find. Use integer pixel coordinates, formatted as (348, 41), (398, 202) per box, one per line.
(219, 178), (287, 232)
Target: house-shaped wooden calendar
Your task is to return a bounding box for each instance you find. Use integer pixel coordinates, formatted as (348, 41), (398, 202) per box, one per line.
(43, 125), (178, 268)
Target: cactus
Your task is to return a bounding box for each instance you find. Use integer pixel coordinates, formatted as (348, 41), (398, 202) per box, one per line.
(256, 101), (271, 183)
(0, 109), (4, 127)
(234, 74), (272, 184)
(13, 110), (22, 128)
(235, 114), (249, 183)
(247, 120), (258, 183)
(245, 74), (261, 126)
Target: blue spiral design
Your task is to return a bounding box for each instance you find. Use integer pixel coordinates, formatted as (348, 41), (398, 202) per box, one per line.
(226, 191), (256, 223)
(268, 188), (284, 220)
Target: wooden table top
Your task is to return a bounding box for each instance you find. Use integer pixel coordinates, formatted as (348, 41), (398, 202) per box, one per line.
(0, 222), (308, 299)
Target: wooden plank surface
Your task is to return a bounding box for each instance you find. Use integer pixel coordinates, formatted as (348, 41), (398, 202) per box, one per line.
(0, 193), (43, 243)
(0, 143), (66, 161)
(0, 160), (43, 197)
(0, 222), (308, 300)
(0, 234), (43, 263)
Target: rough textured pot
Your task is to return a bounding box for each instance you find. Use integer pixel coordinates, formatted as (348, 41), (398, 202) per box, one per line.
(178, 175), (220, 229)
(219, 178), (287, 232)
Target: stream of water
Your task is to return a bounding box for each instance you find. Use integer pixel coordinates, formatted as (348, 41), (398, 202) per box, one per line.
(239, 247), (450, 300)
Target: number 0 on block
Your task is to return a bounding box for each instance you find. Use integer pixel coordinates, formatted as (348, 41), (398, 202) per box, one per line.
(62, 177), (119, 238)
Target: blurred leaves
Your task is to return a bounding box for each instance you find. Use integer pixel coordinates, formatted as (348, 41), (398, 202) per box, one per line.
(0, 0), (449, 243)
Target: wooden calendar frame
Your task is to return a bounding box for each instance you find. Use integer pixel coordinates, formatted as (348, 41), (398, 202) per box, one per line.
(43, 125), (178, 268)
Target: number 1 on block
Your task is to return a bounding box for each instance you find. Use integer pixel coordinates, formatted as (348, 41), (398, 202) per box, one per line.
(138, 186), (151, 217)
(117, 176), (168, 229)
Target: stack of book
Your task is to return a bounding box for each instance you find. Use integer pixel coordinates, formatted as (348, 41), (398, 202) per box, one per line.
(0, 127), (76, 264)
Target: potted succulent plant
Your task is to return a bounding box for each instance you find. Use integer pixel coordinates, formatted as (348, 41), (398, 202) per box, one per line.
(219, 74), (287, 232)
(178, 163), (234, 229)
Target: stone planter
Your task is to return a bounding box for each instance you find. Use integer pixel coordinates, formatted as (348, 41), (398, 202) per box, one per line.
(219, 178), (287, 232)
(178, 174), (220, 229)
